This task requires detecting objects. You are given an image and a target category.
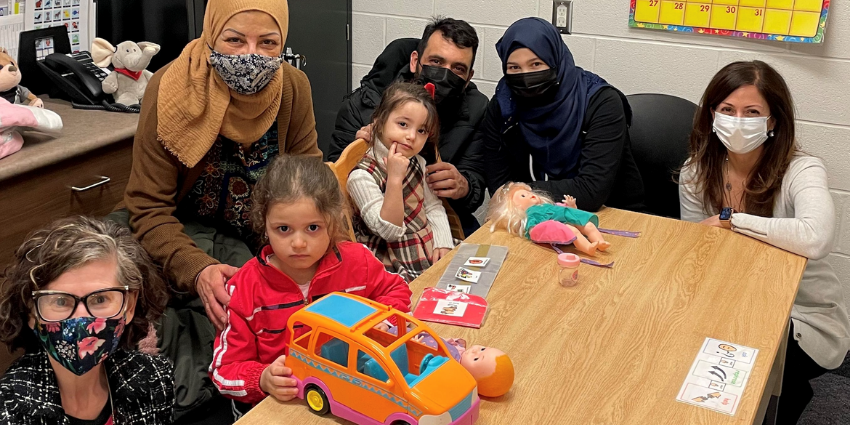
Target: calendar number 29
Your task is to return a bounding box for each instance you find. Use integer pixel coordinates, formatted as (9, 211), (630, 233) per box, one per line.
(700, 5), (710, 12)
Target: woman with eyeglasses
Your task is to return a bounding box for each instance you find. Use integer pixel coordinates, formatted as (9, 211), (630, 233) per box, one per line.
(0, 216), (172, 424)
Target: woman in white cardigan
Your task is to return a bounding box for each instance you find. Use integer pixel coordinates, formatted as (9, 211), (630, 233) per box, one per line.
(680, 60), (850, 424)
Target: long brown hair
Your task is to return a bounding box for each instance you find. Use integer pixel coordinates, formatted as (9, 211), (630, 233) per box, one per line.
(371, 81), (440, 162)
(685, 60), (799, 217)
(251, 155), (350, 248)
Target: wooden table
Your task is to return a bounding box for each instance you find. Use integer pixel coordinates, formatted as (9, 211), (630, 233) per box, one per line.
(238, 208), (805, 424)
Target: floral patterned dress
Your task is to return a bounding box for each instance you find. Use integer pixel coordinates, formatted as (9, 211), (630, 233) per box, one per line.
(180, 123), (279, 246)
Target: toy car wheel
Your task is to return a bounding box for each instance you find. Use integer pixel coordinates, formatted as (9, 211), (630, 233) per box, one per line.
(305, 385), (331, 416)
(391, 421), (411, 425)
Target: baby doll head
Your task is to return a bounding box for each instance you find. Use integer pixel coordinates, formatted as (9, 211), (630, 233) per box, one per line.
(370, 81), (440, 160)
(486, 182), (553, 235)
(460, 345), (515, 398)
(0, 48), (22, 92)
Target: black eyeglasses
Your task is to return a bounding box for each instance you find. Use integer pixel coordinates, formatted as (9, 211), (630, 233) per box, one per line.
(32, 286), (129, 322)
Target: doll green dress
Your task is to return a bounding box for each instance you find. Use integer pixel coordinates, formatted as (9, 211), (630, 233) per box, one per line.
(524, 204), (599, 237)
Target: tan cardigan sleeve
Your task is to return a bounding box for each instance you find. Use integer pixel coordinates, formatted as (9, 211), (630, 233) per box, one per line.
(124, 69), (218, 294)
(281, 65), (321, 157)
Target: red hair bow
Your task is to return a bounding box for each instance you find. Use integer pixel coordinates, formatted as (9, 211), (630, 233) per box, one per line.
(424, 82), (436, 100)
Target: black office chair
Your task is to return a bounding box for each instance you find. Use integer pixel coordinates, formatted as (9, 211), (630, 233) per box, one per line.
(627, 93), (698, 219)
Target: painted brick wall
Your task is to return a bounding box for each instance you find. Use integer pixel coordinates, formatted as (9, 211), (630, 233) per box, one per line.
(351, 0), (850, 300)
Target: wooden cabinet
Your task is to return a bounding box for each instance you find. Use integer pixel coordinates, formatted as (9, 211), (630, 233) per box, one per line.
(0, 138), (133, 262)
(0, 137), (133, 374)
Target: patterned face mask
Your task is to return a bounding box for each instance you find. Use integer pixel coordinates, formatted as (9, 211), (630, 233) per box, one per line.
(209, 48), (284, 95)
(32, 316), (126, 376)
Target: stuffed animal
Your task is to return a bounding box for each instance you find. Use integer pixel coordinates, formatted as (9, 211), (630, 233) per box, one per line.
(91, 38), (160, 106)
(486, 182), (610, 256)
(0, 97), (63, 160)
(0, 48), (43, 108)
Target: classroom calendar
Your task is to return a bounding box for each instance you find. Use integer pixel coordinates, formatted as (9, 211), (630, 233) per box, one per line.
(629, 0), (830, 43)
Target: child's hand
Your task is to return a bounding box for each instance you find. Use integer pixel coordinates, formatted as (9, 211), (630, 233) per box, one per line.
(260, 355), (298, 402)
(431, 248), (451, 264)
(562, 195), (578, 208)
(384, 142), (410, 183)
(373, 322), (390, 332)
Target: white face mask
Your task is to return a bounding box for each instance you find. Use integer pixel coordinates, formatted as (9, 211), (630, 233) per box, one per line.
(712, 113), (771, 154)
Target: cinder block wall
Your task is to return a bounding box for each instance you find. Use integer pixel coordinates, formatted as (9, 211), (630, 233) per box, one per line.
(351, 0), (850, 302)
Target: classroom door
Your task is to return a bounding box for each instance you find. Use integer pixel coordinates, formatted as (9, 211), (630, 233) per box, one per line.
(287, 0), (352, 159)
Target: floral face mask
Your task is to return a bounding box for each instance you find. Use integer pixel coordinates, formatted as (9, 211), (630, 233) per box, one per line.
(209, 48), (284, 95)
(32, 316), (126, 376)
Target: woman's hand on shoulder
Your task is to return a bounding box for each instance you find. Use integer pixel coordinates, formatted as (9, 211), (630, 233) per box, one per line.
(700, 215), (723, 228)
(384, 142), (409, 183)
(196, 264), (239, 331)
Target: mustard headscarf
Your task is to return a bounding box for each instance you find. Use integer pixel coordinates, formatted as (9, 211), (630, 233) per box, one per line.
(157, 0), (289, 167)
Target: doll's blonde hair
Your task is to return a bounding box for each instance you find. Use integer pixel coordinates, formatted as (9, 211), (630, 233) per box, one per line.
(485, 182), (553, 236)
(477, 353), (515, 398)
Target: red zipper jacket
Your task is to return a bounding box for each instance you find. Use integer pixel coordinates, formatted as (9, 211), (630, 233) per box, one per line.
(209, 242), (412, 404)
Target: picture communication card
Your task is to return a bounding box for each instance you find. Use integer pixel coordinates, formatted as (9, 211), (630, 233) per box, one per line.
(25, 0), (91, 53)
(676, 337), (760, 415)
(412, 287), (489, 328)
(435, 244), (508, 299)
(630, 0), (830, 43)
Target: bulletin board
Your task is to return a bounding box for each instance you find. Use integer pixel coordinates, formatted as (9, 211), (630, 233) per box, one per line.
(629, 0), (830, 43)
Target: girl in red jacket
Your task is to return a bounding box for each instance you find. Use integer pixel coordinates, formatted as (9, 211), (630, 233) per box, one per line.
(209, 155), (412, 411)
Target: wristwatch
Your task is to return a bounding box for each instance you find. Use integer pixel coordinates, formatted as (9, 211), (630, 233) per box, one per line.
(720, 207), (735, 229)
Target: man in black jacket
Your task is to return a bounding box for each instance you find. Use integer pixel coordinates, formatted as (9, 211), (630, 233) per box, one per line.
(329, 18), (488, 235)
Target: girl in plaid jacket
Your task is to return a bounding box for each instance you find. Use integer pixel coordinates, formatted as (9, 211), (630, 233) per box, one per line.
(348, 82), (455, 282)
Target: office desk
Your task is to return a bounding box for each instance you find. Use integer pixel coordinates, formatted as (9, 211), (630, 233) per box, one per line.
(238, 208), (805, 424)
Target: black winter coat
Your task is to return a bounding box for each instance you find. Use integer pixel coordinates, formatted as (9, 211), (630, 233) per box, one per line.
(482, 87), (645, 212)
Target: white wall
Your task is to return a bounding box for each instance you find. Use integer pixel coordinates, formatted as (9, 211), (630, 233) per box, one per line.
(351, 0), (850, 297)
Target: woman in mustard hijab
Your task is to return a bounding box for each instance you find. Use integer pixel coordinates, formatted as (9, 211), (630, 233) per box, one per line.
(121, 0), (320, 417)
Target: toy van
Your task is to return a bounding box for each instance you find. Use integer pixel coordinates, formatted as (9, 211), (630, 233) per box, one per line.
(285, 292), (480, 425)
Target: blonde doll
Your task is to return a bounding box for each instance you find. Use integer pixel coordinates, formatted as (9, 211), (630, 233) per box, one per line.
(486, 182), (610, 256)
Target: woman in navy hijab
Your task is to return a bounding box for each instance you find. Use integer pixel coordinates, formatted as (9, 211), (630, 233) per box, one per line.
(479, 17), (644, 212)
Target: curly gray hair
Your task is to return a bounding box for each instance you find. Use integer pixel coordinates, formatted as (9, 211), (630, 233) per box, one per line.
(0, 216), (169, 351)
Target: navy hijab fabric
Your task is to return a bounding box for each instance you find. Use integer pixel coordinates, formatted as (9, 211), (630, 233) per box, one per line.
(495, 17), (609, 178)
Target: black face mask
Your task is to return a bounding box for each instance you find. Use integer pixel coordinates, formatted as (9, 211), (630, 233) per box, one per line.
(505, 68), (559, 99)
(416, 64), (467, 104)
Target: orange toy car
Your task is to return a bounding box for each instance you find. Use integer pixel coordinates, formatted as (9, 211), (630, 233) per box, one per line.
(285, 293), (480, 425)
